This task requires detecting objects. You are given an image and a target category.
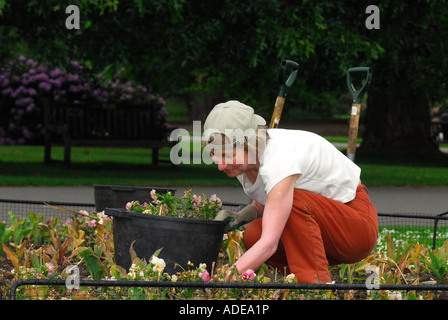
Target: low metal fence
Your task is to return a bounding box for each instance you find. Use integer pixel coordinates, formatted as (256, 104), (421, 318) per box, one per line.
(0, 199), (245, 226)
(7, 278), (448, 300)
(377, 212), (448, 249)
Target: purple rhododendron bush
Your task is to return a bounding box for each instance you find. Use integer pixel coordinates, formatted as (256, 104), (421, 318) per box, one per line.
(0, 55), (167, 146)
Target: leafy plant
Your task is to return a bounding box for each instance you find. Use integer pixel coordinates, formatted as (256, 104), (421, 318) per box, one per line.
(77, 247), (107, 280)
(0, 211), (45, 255)
(126, 189), (223, 220)
(338, 260), (371, 284)
(223, 230), (245, 265)
(421, 240), (448, 283)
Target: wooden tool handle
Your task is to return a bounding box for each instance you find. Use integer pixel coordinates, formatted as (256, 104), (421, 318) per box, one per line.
(347, 103), (361, 161)
(269, 97), (286, 128)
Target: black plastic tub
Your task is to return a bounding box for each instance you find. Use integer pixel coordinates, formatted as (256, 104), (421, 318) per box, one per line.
(94, 185), (175, 212)
(104, 208), (227, 274)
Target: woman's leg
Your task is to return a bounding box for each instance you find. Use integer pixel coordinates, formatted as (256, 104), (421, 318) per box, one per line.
(243, 185), (378, 283)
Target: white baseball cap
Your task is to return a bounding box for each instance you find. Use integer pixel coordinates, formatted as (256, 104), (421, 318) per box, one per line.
(203, 101), (266, 147)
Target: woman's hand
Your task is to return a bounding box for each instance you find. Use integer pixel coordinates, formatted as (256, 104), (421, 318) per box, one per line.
(225, 266), (239, 282)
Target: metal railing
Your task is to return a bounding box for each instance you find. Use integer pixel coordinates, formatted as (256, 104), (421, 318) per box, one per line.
(1, 199), (446, 248)
(7, 278), (448, 300)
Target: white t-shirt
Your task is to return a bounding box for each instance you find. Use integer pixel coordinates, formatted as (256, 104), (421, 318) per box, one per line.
(236, 129), (361, 205)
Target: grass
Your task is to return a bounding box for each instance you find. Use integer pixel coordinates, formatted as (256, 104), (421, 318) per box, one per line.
(165, 97), (190, 122)
(376, 225), (448, 251)
(0, 142), (447, 187)
(1, 95), (447, 187)
(0, 145), (239, 187)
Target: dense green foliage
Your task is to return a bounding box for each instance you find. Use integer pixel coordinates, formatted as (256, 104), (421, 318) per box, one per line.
(1, 0), (448, 154)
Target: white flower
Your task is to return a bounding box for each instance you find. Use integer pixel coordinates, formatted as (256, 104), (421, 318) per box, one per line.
(96, 211), (106, 224)
(127, 263), (137, 278)
(199, 263), (207, 271)
(151, 256), (166, 273)
(209, 194), (221, 204)
(388, 291), (402, 300)
(171, 275), (178, 282)
(285, 274), (296, 283)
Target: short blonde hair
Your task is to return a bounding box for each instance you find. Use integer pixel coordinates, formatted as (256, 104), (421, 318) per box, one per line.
(203, 126), (269, 161)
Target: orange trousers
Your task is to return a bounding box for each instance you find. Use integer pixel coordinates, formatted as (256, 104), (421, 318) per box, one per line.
(242, 185), (378, 283)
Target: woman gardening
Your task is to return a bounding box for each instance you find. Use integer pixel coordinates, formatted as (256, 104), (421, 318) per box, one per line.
(203, 100), (378, 284)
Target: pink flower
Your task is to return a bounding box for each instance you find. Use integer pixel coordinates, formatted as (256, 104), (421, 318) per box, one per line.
(126, 201), (135, 212)
(38, 82), (52, 92)
(50, 67), (61, 78)
(88, 220), (96, 228)
(45, 262), (55, 275)
(150, 189), (159, 204)
(191, 195), (202, 207)
(199, 270), (211, 282)
(242, 269), (255, 281)
(209, 194), (221, 204)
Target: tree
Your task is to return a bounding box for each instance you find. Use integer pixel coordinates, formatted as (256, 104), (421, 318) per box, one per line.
(1, 0), (447, 157)
(357, 1), (448, 155)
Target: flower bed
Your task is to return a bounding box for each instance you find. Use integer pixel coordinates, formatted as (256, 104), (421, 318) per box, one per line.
(0, 192), (448, 300)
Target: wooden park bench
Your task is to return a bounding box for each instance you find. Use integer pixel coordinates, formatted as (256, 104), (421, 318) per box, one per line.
(43, 100), (175, 165)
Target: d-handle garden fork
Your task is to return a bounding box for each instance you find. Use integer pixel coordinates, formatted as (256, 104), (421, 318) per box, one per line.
(346, 66), (372, 162)
(269, 60), (300, 129)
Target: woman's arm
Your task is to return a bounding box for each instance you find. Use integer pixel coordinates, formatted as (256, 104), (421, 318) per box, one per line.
(231, 174), (299, 274)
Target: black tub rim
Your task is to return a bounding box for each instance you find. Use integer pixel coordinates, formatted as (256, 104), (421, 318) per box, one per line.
(93, 184), (175, 191)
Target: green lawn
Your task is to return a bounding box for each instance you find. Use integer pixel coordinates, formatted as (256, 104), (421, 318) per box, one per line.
(376, 225), (448, 251)
(0, 143), (447, 187)
(0, 145), (239, 187)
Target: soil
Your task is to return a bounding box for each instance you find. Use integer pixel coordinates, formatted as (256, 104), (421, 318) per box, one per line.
(0, 255), (15, 298)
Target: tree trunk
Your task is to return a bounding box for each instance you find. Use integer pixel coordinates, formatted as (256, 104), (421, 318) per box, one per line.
(359, 86), (440, 156)
(188, 90), (224, 123)
(186, 75), (225, 123)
